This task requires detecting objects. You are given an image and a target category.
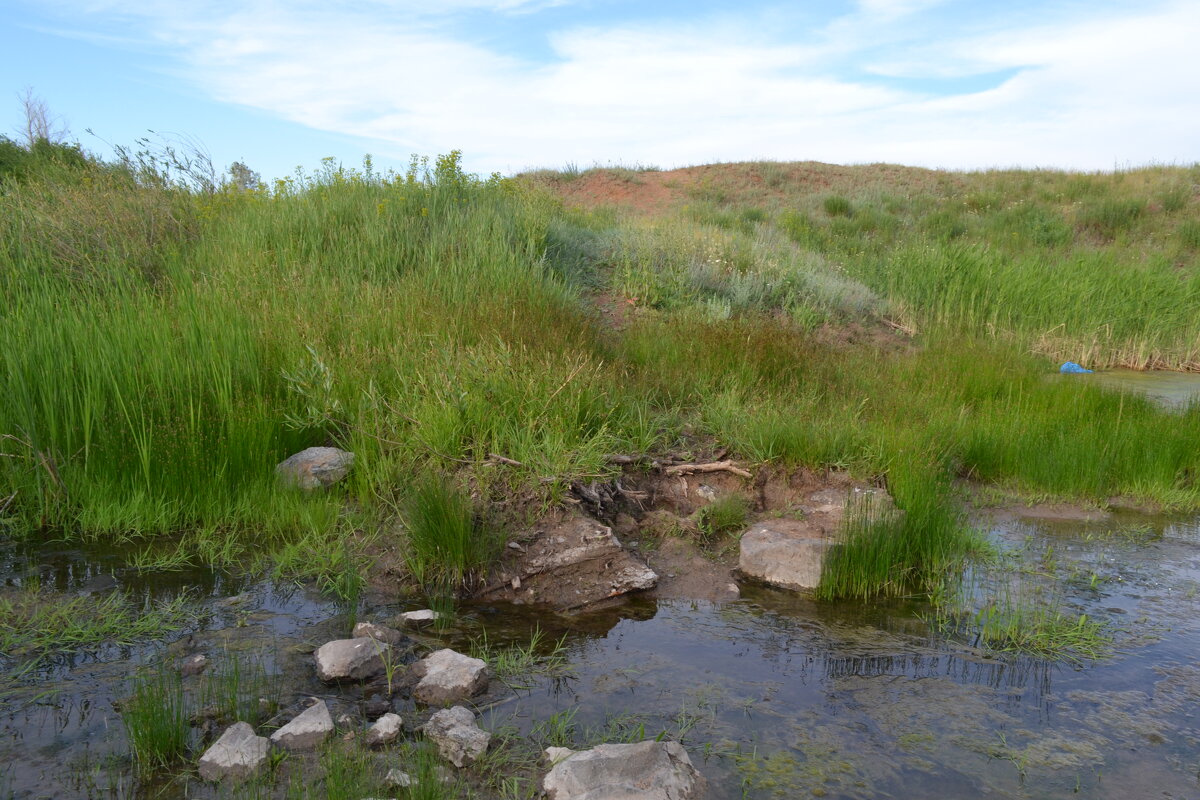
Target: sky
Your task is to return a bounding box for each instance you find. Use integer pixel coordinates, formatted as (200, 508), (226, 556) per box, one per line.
(2, 0), (1198, 181)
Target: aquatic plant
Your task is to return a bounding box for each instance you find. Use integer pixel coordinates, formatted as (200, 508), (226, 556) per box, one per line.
(120, 666), (190, 774)
(0, 584), (196, 659)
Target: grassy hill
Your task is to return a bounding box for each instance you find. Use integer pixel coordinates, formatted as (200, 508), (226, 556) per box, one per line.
(2, 140), (1198, 599)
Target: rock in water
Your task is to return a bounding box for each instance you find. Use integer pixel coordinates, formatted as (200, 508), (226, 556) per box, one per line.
(179, 653), (209, 677)
(366, 712), (403, 748)
(198, 722), (270, 782)
(738, 519), (833, 591)
(269, 699), (334, 751)
(411, 649), (489, 705)
(276, 447), (354, 490)
(396, 609), (441, 626)
(315, 637), (388, 682)
(422, 706), (491, 767)
(352, 621), (409, 646)
(542, 740), (705, 800)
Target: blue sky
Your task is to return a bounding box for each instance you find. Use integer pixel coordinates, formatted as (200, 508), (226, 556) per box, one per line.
(2, 0), (1197, 180)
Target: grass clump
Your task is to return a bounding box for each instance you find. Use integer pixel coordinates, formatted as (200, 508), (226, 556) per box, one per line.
(818, 459), (979, 601)
(696, 495), (749, 544)
(469, 626), (570, 685)
(1076, 197), (1146, 239)
(402, 475), (501, 589)
(120, 665), (190, 774)
(822, 195), (854, 217)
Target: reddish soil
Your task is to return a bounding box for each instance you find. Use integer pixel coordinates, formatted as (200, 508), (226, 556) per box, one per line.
(524, 161), (964, 217)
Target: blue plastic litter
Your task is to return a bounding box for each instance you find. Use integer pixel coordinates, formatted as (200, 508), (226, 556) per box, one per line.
(1060, 361), (1093, 374)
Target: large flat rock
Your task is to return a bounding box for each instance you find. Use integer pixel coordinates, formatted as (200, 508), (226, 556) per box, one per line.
(314, 637), (388, 682)
(739, 487), (895, 592)
(478, 514), (657, 611)
(543, 739), (705, 800)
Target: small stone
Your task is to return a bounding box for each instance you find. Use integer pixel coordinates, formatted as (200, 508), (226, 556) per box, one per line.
(507, 541), (525, 552)
(366, 713), (403, 748)
(422, 706), (491, 768)
(727, 583), (740, 596)
(315, 637), (388, 682)
(179, 653), (209, 677)
(411, 649), (490, 706)
(511, 576), (521, 590)
(385, 769), (414, 788)
(198, 722), (270, 783)
(276, 447), (355, 490)
(269, 699), (334, 751)
(397, 609), (440, 627)
(351, 621), (409, 646)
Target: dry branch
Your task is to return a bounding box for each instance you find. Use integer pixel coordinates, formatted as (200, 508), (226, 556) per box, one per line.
(663, 460), (752, 479)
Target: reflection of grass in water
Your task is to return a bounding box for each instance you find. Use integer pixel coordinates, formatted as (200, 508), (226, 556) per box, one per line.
(929, 567), (1112, 663)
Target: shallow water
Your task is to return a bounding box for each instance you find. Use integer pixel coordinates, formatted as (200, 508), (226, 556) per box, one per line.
(3, 510), (1200, 799)
(1075, 368), (1200, 410)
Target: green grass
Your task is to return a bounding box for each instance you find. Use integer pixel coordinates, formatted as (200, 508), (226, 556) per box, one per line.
(402, 475), (502, 589)
(469, 626), (571, 685)
(0, 584), (196, 659)
(120, 665), (190, 774)
(3, 137), (1200, 605)
(696, 494), (749, 544)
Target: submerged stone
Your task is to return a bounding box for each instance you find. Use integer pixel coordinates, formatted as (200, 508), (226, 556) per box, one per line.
(352, 621), (409, 646)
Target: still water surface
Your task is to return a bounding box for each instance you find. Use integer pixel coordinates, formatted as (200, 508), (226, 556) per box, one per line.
(3, 508), (1199, 798)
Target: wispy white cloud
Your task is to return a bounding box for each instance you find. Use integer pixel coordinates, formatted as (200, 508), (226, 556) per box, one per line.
(25, 0), (1200, 172)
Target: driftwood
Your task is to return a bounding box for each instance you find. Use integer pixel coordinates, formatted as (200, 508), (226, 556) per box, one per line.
(663, 460), (752, 479)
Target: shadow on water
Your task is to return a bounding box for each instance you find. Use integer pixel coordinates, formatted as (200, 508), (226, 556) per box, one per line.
(3, 509), (1200, 798)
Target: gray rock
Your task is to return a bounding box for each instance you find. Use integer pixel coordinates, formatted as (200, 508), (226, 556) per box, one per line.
(422, 706), (491, 768)
(411, 649), (489, 706)
(366, 712), (403, 748)
(542, 740), (705, 800)
(198, 722), (270, 782)
(352, 621), (409, 646)
(738, 519), (832, 591)
(396, 609), (440, 626)
(385, 769), (414, 788)
(269, 699), (333, 751)
(179, 653), (209, 677)
(315, 637), (389, 682)
(276, 447), (355, 490)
